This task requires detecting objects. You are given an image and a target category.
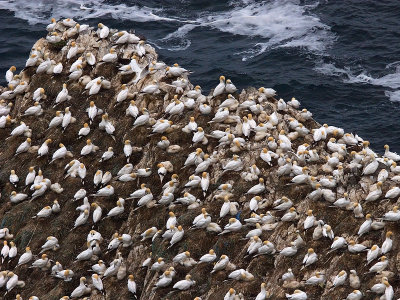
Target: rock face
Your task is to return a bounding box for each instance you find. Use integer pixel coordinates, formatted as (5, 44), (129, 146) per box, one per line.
(0, 20), (399, 300)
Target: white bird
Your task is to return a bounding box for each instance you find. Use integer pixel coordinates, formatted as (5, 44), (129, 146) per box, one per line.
(128, 274), (137, 295)
(17, 246), (32, 267)
(173, 274), (195, 290)
(332, 270), (347, 288)
(381, 231), (393, 254)
(98, 23), (110, 38)
(302, 248), (318, 268)
(55, 84), (71, 105)
(285, 290), (307, 300)
(246, 178), (265, 195)
(219, 218), (242, 235)
(102, 48), (117, 63)
(91, 185), (114, 197)
(213, 75), (225, 97)
(15, 138), (31, 156)
(70, 277), (90, 298)
(357, 214), (372, 236)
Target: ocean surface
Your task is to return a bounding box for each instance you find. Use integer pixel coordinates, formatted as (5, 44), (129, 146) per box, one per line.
(0, 0), (399, 151)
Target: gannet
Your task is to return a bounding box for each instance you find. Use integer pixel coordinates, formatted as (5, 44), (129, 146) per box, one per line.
(13, 81), (27, 94)
(70, 277), (90, 298)
(246, 178), (265, 194)
(280, 242), (298, 257)
(199, 103), (212, 114)
(76, 197), (90, 212)
(365, 182), (382, 202)
(0, 228), (13, 240)
(219, 218), (242, 235)
(36, 53), (51, 73)
(329, 236), (347, 253)
(91, 202), (102, 224)
(285, 290), (307, 300)
(151, 257), (165, 271)
(53, 62), (63, 74)
(6, 272), (19, 293)
(99, 147), (114, 162)
(36, 139), (51, 157)
(123, 275), (137, 298)
(8, 121), (28, 138)
(24, 102), (43, 116)
(382, 206), (400, 221)
(91, 185), (114, 197)
(126, 100), (139, 119)
(15, 138), (31, 156)
(16, 247), (32, 267)
(306, 272), (325, 286)
(155, 270), (173, 288)
(76, 242), (93, 261)
(55, 84), (71, 105)
(48, 111), (63, 128)
(46, 18), (56, 31)
(368, 256), (388, 273)
(228, 269), (254, 281)
(141, 80), (160, 94)
(31, 253), (50, 270)
(1, 241), (9, 263)
(322, 224), (334, 239)
(102, 48), (117, 63)
(72, 209), (89, 229)
(166, 63), (189, 77)
(357, 214), (372, 236)
(224, 79), (237, 94)
(345, 290), (362, 300)
(304, 210), (315, 230)
(97, 23), (110, 38)
(200, 172), (210, 196)
(383, 144), (400, 161)
(381, 231), (393, 254)
(168, 225), (184, 248)
(62, 17), (76, 27)
(331, 270), (347, 289)
(213, 76), (225, 97)
(106, 199), (124, 218)
(383, 280), (394, 300)
(172, 274), (195, 290)
(66, 41), (78, 60)
(10, 191), (28, 204)
(69, 64), (82, 80)
(133, 108), (150, 128)
(136, 40), (146, 57)
(62, 107), (75, 131)
(25, 53), (38, 68)
(0, 114), (12, 128)
(8, 170), (18, 187)
(366, 244), (381, 265)
(348, 240), (367, 253)
(50, 143), (67, 164)
(281, 269), (295, 282)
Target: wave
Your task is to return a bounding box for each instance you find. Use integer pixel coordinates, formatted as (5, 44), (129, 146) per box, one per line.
(159, 0), (334, 58)
(0, 0), (334, 58)
(315, 62), (400, 102)
(0, 0), (181, 25)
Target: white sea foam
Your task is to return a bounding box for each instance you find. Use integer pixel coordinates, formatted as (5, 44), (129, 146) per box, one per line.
(0, 0), (334, 56)
(315, 62), (400, 102)
(159, 0), (334, 56)
(156, 24), (197, 51)
(0, 0), (180, 25)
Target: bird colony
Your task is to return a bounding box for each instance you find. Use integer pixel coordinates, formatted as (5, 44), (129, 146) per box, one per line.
(0, 18), (399, 300)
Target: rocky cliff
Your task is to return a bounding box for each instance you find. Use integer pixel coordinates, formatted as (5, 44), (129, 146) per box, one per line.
(0, 19), (399, 300)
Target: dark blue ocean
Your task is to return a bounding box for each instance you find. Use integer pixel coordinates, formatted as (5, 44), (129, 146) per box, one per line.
(1, 0), (399, 151)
